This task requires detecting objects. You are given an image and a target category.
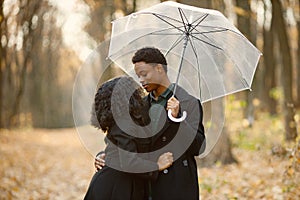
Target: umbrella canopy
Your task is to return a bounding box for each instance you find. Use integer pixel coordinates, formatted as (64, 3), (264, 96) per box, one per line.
(108, 1), (262, 103)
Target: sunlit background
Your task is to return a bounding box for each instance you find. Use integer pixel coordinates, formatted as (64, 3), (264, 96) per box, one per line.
(0, 0), (300, 199)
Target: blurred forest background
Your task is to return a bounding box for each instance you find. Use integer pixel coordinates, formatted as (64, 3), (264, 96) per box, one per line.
(1, 0), (300, 199)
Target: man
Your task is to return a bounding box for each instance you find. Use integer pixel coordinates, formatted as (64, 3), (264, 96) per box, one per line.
(95, 47), (205, 200)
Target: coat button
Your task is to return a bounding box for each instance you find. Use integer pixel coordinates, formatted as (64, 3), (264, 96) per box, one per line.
(163, 169), (168, 174)
(162, 136), (167, 142)
(183, 159), (188, 167)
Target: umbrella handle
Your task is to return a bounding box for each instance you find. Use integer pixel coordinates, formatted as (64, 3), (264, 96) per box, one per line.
(168, 109), (187, 122)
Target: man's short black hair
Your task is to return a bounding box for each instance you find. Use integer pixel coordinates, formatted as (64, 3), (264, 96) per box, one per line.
(132, 47), (167, 72)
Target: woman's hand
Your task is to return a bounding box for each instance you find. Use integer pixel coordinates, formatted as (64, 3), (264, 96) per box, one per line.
(95, 153), (106, 171)
(157, 152), (173, 171)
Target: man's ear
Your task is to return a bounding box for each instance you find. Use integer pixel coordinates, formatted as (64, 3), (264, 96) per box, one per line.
(156, 64), (163, 73)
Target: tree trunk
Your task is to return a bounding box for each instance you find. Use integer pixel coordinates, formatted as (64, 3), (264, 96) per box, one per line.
(235, 0), (257, 127)
(0, 2), (4, 128)
(297, 1), (300, 107)
(271, 0), (297, 141)
(198, 99), (237, 167)
(84, 0), (116, 42)
(209, 126), (236, 165)
(262, 2), (277, 115)
(8, 53), (29, 126)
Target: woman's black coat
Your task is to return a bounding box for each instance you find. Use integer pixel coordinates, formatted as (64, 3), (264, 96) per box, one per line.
(84, 124), (157, 200)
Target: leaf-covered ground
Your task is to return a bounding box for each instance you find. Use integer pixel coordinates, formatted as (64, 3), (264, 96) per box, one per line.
(0, 128), (94, 200)
(0, 109), (299, 199)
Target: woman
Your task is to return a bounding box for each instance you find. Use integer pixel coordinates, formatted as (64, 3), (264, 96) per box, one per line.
(84, 76), (173, 200)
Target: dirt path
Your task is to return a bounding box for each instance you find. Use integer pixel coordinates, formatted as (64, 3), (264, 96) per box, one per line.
(0, 128), (298, 200)
(0, 128), (96, 200)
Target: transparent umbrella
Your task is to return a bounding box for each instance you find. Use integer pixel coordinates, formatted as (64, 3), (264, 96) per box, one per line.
(108, 1), (262, 121)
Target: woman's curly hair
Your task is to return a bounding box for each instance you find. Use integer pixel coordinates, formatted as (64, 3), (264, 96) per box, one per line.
(91, 76), (149, 133)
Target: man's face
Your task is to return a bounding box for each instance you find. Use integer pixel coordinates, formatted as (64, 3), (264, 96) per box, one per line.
(134, 61), (162, 92)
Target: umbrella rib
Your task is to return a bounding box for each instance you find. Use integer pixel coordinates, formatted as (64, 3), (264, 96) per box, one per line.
(140, 11), (185, 34)
(165, 34), (186, 56)
(191, 13), (209, 25)
(191, 28), (228, 49)
(189, 14), (209, 33)
(149, 33), (183, 36)
(191, 29), (228, 47)
(191, 31), (223, 50)
(192, 29), (229, 50)
(190, 34), (223, 50)
(109, 29), (185, 58)
(140, 12), (188, 36)
(195, 25), (243, 37)
(141, 11), (184, 24)
(188, 36), (202, 101)
(193, 29), (229, 34)
(146, 26), (186, 36)
(179, 11), (228, 51)
(178, 8), (189, 33)
(197, 25), (230, 29)
(178, 8), (189, 24)
(151, 13), (186, 34)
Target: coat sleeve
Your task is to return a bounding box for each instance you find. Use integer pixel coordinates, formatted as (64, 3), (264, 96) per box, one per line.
(189, 99), (206, 155)
(107, 127), (160, 180)
(180, 98), (206, 156)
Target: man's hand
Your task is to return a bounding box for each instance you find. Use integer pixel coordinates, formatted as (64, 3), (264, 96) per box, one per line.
(157, 152), (173, 171)
(95, 152), (106, 171)
(167, 96), (180, 118)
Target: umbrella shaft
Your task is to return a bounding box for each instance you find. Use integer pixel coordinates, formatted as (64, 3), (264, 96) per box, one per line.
(173, 36), (188, 95)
